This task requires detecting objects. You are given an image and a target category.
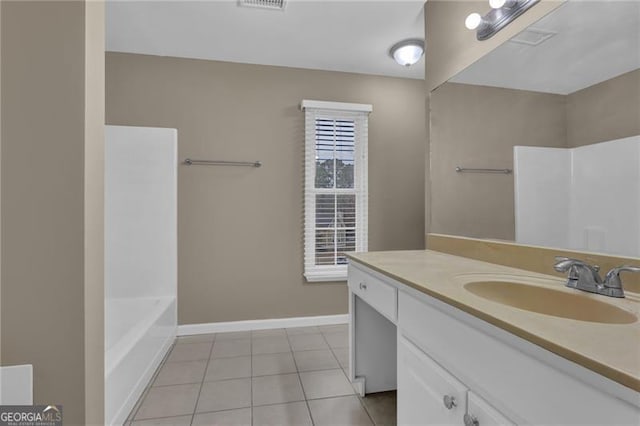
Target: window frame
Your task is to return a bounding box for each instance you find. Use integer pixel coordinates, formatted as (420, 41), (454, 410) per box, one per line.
(301, 100), (372, 282)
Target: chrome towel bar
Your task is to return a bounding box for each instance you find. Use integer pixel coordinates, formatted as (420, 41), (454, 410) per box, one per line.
(455, 166), (512, 174)
(184, 159), (262, 168)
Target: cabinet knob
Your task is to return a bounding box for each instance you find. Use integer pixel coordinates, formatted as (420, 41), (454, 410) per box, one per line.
(443, 395), (456, 410)
(359, 282), (367, 290)
(464, 413), (479, 426)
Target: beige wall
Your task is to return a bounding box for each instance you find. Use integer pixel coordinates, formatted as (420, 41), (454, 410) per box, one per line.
(105, 53), (426, 325)
(430, 83), (566, 240)
(567, 69), (640, 147)
(1, 1), (104, 424)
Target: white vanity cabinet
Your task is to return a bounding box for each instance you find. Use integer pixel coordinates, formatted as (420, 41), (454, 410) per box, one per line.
(348, 261), (640, 426)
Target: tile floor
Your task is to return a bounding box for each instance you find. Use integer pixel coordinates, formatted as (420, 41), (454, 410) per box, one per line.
(125, 324), (396, 426)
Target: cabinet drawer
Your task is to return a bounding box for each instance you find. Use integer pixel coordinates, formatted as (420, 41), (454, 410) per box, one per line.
(398, 335), (468, 426)
(348, 264), (397, 322)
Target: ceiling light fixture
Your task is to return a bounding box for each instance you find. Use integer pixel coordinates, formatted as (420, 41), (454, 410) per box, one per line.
(465, 0), (540, 40)
(389, 39), (425, 67)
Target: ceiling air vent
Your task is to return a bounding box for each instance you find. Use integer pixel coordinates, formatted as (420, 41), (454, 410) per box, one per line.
(238, 0), (286, 11)
(509, 28), (557, 46)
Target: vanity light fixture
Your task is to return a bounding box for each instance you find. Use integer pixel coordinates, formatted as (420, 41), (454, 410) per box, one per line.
(465, 0), (540, 41)
(389, 39), (425, 67)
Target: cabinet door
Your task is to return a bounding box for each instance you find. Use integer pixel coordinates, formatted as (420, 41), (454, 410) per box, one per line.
(467, 392), (515, 426)
(398, 334), (468, 426)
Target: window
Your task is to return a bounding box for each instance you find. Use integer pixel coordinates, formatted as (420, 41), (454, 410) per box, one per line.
(301, 100), (371, 282)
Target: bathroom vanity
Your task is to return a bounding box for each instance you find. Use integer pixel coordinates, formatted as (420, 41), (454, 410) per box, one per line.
(347, 250), (640, 425)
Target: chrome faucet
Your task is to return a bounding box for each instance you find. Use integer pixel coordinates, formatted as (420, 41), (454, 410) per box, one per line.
(554, 257), (602, 293)
(553, 256), (640, 298)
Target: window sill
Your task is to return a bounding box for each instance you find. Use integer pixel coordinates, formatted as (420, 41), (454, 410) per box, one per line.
(304, 271), (348, 283)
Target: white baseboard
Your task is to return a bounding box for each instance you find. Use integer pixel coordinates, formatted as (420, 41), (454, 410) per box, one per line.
(177, 314), (348, 336)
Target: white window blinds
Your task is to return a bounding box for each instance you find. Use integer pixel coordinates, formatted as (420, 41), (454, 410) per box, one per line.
(301, 100), (371, 282)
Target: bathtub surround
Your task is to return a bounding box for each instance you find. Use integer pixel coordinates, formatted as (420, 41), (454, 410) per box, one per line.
(105, 126), (178, 426)
(514, 136), (640, 257)
(1, 1), (105, 424)
(106, 53), (426, 326)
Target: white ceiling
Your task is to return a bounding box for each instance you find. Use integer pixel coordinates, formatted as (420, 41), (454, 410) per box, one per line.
(451, 1), (640, 94)
(106, 0), (425, 79)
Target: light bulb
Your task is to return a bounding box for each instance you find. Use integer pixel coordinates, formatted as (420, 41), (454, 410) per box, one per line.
(465, 13), (483, 30)
(489, 0), (506, 8)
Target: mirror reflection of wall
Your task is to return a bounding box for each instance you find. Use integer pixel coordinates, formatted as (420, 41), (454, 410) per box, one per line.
(430, 1), (640, 257)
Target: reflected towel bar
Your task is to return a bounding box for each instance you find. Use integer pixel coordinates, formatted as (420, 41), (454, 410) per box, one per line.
(456, 166), (512, 174)
(184, 159), (262, 168)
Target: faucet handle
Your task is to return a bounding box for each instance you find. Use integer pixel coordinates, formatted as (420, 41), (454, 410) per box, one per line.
(603, 266), (640, 298)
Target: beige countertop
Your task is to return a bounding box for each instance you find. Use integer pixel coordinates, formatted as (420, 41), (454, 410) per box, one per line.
(347, 250), (640, 393)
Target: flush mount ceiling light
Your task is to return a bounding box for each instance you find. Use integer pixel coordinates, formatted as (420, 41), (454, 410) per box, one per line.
(389, 39), (425, 67)
(465, 0), (540, 40)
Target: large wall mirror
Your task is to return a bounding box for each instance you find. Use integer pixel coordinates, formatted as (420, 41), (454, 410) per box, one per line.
(430, 0), (640, 257)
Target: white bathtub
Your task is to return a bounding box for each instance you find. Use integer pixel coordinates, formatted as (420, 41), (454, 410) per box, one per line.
(105, 297), (176, 426)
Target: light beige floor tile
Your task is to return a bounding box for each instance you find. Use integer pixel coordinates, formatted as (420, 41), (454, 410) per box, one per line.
(166, 342), (212, 363)
(196, 378), (251, 413)
(308, 395), (373, 426)
(288, 333), (328, 351)
(293, 349), (340, 372)
(360, 391), (397, 426)
(205, 356), (251, 381)
(135, 384), (200, 420)
(299, 369), (354, 400)
(215, 331), (251, 340)
(192, 408), (251, 426)
(153, 360), (207, 386)
(318, 324), (348, 334)
(211, 339), (250, 358)
(131, 415), (192, 426)
(253, 401), (312, 426)
(252, 336), (291, 354)
(252, 352), (297, 376)
(252, 373), (305, 406)
(324, 331), (349, 349)
(285, 326), (320, 335)
(252, 328), (286, 338)
(332, 348), (349, 370)
(175, 333), (215, 344)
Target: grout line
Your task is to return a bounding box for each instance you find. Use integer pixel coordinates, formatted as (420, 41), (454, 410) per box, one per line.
(189, 336), (216, 426)
(285, 329), (315, 426)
